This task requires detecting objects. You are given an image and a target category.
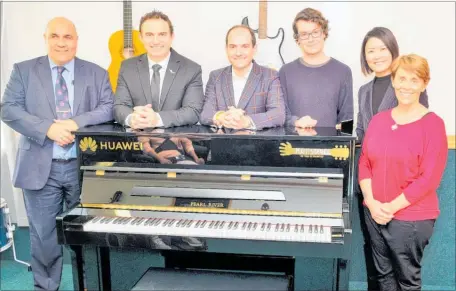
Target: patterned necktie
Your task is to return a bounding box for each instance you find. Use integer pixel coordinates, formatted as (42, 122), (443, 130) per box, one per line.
(150, 64), (162, 110)
(55, 66), (72, 119)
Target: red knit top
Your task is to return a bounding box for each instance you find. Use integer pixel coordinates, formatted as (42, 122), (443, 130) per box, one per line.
(359, 109), (448, 221)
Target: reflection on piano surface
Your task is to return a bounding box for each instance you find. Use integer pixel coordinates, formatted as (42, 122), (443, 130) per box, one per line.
(57, 124), (355, 291)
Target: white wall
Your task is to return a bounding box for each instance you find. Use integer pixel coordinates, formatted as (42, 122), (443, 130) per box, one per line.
(1, 0), (455, 224)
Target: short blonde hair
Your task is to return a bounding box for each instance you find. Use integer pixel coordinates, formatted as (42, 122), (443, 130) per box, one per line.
(391, 54), (430, 84)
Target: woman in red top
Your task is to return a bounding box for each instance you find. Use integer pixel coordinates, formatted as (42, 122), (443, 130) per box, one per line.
(359, 54), (448, 291)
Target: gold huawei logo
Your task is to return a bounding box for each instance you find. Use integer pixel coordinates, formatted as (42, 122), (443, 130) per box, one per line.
(79, 137), (98, 153)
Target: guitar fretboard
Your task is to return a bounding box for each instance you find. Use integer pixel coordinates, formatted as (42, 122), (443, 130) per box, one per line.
(123, 0), (133, 49)
(258, 0), (268, 39)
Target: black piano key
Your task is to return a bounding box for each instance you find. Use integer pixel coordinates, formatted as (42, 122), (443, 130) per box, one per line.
(143, 218), (152, 226)
(267, 223), (271, 231)
(162, 219), (169, 226)
(228, 222), (233, 229)
(91, 216), (103, 223)
(104, 217), (115, 224)
(129, 218), (139, 225)
(286, 224), (290, 232)
(214, 221), (220, 228)
(280, 224), (285, 232)
(300, 225), (305, 233)
(219, 221), (225, 229)
(114, 217), (125, 224)
(123, 218), (133, 225)
(294, 224), (299, 233)
(247, 222), (252, 230)
(169, 219), (176, 226)
(147, 218), (156, 226)
(320, 225), (324, 234)
(195, 220), (202, 228)
(154, 219), (162, 226)
(209, 221), (215, 228)
(186, 220), (193, 227)
(106, 217), (116, 224)
(136, 218), (145, 225)
(253, 223), (257, 230)
(275, 224), (279, 232)
(261, 223), (265, 231)
(242, 222), (247, 230)
(200, 220), (207, 228)
(314, 225), (319, 233)
(176, 219), (183, 227)
(233, 222), (239, 229)
(110, 217), (120, 224)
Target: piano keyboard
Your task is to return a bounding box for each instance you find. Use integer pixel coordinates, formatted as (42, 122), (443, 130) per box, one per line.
(83, 214), (341, 243)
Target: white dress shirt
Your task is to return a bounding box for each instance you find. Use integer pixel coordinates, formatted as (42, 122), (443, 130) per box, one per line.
(232, 63), (253, 107)
(125, 52), (171, 127)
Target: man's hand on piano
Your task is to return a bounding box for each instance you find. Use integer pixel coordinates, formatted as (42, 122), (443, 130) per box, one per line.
(295, 127), (317, 136)
(366, 199), (394, 225)
(131, 105), (159, 129)
(295, 116), (317, 128)
(47, 122), (75, 146)
(222, 107), (251, 129)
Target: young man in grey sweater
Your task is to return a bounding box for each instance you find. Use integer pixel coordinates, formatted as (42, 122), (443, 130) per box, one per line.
(279, 8), (353, 128)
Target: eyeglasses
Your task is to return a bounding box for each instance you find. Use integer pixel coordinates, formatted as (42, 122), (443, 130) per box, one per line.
(296, 30), (322, 40)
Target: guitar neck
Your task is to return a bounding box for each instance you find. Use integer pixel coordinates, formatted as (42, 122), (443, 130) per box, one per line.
(123, 0), (133, 48)
(258, 0), (268, 39)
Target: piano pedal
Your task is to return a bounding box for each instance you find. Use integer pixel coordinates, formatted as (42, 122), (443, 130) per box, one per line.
(151, 236), (172, 250)
(181, 237), (204, 247)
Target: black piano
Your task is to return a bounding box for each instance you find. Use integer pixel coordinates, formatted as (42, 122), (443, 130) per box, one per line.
(57, 124), (356, 291)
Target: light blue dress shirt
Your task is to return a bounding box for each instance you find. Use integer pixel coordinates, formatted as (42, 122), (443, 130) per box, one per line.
(48, 57), (76, 159)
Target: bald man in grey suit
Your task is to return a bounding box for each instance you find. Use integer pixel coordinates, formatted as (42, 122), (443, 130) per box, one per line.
(114, 11), (203, 129)
(1, 18), (113, 290)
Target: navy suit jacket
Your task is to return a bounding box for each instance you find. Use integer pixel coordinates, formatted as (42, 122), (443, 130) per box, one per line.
(1, 56), (114, 190)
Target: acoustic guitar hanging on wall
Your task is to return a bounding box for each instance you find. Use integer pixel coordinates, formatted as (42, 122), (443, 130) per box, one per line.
(242, 0), (285, 70)
(107, 0), (146, 92)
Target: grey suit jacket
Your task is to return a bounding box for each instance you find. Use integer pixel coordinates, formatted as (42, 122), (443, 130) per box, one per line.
(114, 49), (204, 127)
(356, 79), (429, 143)
(200, 62), (285, 130)
(0, 56), (114, 190)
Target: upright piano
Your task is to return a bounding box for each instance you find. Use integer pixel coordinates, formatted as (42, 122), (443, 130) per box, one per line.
(57, 124), (356, 291)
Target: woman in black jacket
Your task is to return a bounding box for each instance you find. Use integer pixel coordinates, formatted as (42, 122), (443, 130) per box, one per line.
(355, 27), (429, 291)
(357, 27), (428, 143)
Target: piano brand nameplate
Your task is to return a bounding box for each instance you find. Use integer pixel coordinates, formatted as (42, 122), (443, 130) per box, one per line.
(174, 198), (230, 208)
(279, 142), (350, 160)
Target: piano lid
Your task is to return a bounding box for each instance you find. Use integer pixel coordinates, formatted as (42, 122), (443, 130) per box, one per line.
(74, 123), (355, 141)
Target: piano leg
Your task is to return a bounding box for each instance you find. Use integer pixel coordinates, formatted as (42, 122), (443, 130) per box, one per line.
(69, 245), (84, 291)
(82, 246), (112, 291)
(335, 258), (349, 291)
(97, 247), (112, 291)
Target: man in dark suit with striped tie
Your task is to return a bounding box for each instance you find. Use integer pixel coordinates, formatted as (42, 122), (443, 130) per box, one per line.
(200, 25), (285, 130)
